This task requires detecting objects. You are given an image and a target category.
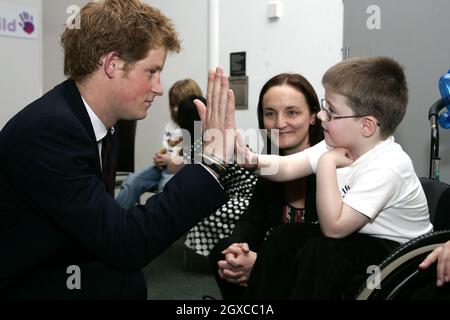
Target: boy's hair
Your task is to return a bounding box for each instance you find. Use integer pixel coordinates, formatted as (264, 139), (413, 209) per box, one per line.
(322, 56), (408, 138)
(61, 0), (181, 83)
(169, 79), (203, 108)
(257, 73), (324, 148)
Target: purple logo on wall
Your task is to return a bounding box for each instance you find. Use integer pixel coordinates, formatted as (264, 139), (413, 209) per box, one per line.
(0, 5), (38, 39)
(19, 11), (34, 34)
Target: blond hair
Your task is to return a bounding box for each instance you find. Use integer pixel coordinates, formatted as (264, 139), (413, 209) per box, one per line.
(168, 79), (203, 107)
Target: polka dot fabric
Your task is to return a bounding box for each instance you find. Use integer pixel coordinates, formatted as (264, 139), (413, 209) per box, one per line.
(184, 164), (258, 256)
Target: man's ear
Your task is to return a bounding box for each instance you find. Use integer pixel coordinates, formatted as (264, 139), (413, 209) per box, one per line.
(102, 52), (125, 79)
(361, 116), (378, 137)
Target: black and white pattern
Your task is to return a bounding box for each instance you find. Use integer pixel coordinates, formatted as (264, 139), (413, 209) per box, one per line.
(184, 164), (258, 256)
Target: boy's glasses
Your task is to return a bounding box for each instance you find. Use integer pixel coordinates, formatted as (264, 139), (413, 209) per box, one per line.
(320, 99), (368, 122)
(320, 99), (380, 126)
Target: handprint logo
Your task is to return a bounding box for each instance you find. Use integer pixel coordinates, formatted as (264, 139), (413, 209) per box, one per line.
(19, 11), (34, 34)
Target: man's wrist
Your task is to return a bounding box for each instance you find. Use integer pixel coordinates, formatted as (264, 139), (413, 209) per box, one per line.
(202, 152), (228, 176)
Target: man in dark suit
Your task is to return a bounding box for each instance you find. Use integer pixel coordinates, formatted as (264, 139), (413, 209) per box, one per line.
(0, 0), (235, 299)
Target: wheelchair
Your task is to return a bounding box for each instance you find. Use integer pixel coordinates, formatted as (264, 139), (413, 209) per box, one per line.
(356, 99), (450, 299)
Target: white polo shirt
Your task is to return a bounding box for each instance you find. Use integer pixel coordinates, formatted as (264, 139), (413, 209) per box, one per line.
(305, 136), (433, 243)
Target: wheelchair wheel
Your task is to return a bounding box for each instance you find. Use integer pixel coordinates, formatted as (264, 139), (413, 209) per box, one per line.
(356, 230), (450, 300)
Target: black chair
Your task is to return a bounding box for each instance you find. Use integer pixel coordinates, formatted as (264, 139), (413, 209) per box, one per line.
(356, 177), (450, 299)
(115, 120), (137, 188)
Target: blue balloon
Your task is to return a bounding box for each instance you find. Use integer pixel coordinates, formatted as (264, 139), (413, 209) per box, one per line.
(438, 69), (450, 128)
(439, 110), (450, 129)
(439, 69), (450, 106)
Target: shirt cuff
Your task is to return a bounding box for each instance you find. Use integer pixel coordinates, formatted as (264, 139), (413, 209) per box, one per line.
(197, 162), (224, 189)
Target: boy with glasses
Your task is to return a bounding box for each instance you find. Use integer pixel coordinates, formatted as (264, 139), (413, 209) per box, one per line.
(235, 56), (432, 298)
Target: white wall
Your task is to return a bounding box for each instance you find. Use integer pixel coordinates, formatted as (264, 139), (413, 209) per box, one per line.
(136, 0), (209, 170)
(42, 0), (85, 93)
(219, 0), (343, 131)
(0, 0), (42, 129)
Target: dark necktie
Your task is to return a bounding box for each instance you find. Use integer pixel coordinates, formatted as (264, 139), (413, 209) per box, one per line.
(101, 129), (116, 196)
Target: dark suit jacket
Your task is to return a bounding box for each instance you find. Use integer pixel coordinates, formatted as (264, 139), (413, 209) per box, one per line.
(0, 79), (227, 294)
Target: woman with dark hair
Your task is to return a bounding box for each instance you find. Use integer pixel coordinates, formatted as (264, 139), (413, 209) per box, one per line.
(208, 73), (324, 299)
